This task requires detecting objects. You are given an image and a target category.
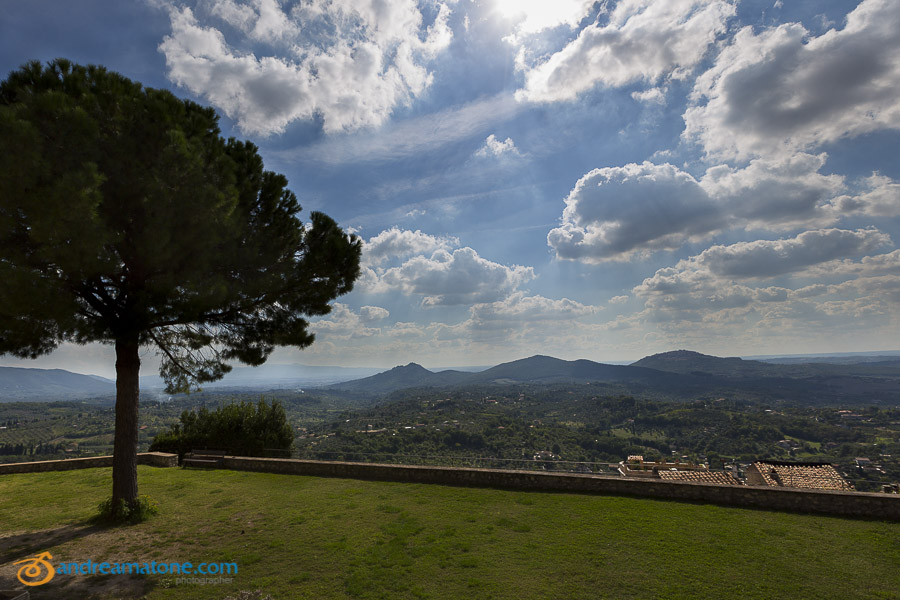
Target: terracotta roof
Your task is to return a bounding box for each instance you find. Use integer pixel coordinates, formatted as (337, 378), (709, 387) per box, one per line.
(657, 470), (740, 485)
(752, 461), (852, 491)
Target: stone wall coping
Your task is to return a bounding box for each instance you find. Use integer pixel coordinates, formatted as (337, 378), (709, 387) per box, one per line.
(219, 456), (900, 520)
(0, 452), (178, 474)
(1, 453), (897, 520)
(220, 456), (893, 498)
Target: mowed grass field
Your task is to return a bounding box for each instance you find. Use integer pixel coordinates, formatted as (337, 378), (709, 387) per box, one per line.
(1, 466), (899, 599)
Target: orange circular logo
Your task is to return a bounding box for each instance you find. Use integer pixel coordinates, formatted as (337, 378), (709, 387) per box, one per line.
(14, 552), (56, 586)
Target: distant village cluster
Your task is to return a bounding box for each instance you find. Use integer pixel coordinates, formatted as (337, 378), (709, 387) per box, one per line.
(617, 455), (899, 494)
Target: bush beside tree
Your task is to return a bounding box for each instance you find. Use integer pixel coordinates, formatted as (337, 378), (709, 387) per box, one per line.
(150, 399), (293, 459)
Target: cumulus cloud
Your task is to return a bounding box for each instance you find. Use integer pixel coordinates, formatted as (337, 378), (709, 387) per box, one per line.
(158, 0), (452, 135)
(631, 87), (667, 104)
(701, 153), (846, 229)
(803, 249), (900, 279)
(631, 229), (899, 326)
(360, 228), (537, 304)
(359, 305), (390, 323)
(424, 292), (603, 349)
(355, 266), (384, 294)
(827, 275), (900, 307)
(475, 134), (519, 158)
(517, 0), (734, 103)
(547, 162), (725, 262)
(683, 228), (891, 279)
(363, 227), (458, 265)
(684, 0), (900, 159)
(549, 1), (900, 264)
(834, 173), (900, 217)
(546, 153), (899, 262)
(470, 292), (594, 322)
(302, 287), (605, 366)
(310, 303), (389, 339)
(210, 0), (298, 41)
(633, 266), (791, 324)
(381, 247), (535, 305)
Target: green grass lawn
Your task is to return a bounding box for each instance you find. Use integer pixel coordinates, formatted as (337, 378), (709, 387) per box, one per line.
(1, 466), (899, 599)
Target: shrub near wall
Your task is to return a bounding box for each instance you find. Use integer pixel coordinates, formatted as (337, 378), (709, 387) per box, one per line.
(149, 399), (292, 459)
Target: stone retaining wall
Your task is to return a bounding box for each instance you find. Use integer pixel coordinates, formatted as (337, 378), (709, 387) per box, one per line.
(0, 452), (177, 475)
(222, 456), (900, 521)
(2, 453), (897, 520)
(138, 452), (179, 468)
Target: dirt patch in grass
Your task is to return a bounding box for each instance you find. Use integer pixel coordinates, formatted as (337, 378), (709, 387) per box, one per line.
(0, 523), (157, 599)
(0, 512), (205, 600)
(0, 524), (107, 564)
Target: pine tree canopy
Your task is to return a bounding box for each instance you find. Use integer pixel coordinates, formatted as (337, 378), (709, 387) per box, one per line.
(0, 59), (362, 393)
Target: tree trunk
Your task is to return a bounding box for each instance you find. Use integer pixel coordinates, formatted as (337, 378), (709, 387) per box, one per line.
(112, 337), (140, 507)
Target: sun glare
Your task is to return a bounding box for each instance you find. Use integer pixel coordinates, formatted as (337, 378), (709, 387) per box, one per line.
(491, 0), (590, 34)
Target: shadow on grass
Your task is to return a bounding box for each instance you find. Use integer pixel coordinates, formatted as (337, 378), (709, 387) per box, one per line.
(0, 522), (108, 564)
(0, 522), (157, 600)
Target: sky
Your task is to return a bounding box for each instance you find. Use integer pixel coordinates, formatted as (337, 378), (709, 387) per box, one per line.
(2, 0), (900, 376)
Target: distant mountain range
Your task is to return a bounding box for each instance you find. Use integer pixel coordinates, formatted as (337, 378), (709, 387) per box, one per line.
(324, 355), (709, 397)
(5, 350), (900, 404)
(0, 362), (383, 402)
(634, 349), (900, 378)
(326, 350), (900, 405)
(0, 366), (115, 401)
(139, 363), (383, 391)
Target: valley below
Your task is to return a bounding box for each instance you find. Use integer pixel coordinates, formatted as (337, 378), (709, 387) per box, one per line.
(2, 350), (899, 492)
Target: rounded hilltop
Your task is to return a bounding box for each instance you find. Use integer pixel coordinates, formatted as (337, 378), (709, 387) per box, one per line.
(631, 350), (757, 377)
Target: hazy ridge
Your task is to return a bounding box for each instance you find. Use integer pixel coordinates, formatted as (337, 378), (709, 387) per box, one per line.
(4, 350), (900, 404)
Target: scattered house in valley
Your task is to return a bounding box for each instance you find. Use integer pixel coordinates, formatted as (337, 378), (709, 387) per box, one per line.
(838, 410), (862, 421)
(356, 428), (388, 434)
(745, 460), (853, 491)
(533, 450), (559, 461)
(776, 439), (800, 451)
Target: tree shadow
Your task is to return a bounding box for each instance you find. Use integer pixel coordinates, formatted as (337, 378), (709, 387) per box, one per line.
(0, 522), (157, 599)
(0, 522), (107, 564)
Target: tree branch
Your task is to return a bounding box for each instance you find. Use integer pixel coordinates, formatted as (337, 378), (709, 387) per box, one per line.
(148, 328), (193, 376)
